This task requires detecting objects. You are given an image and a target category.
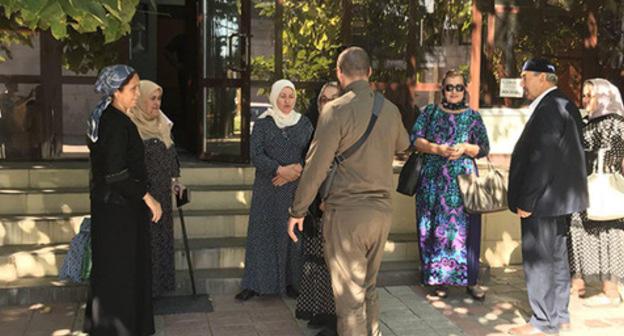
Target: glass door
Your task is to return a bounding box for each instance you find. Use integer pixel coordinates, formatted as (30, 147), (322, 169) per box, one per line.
(198, 0), (251, 162)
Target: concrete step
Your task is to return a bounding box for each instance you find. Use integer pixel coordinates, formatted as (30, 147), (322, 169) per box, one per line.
(0, 260), (421, 306)
(0, 214), (87, 246)
(0, 164), (255, 189)
(0, 277), (87, 307)
(0, 185), (253, 215)
(0, 234), (419, 281)
(0, 205), (417, 246)
(0, 210), (250, 246)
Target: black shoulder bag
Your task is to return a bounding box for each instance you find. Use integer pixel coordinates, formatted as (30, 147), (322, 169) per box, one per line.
(396, 150), (423, 196)
(396, 104), (433, 196)
(319, 92), (384, 199)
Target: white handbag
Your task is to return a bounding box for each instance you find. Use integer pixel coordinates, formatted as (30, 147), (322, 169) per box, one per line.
(586, 149), (624, 221)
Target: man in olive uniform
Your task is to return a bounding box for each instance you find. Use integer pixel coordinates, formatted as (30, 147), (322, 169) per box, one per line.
(288, 47), (410, 336)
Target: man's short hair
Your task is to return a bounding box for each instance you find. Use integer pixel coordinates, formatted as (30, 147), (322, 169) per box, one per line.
(545, 72), (558, 84)
(337, 47), (370, 78)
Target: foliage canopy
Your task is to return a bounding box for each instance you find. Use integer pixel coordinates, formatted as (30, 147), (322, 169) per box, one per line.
(0, 0), (141, 72)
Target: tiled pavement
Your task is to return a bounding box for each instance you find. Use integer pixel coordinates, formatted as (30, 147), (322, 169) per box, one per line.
(2, 267), (624, 336)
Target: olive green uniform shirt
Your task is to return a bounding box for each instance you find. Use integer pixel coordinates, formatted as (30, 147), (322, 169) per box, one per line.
(291, 80), (410, 217)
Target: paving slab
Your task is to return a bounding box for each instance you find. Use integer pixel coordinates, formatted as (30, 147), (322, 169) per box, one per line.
(1, 267), (624, 335)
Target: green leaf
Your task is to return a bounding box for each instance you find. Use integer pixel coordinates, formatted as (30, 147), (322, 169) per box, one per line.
(19, 0), (48, 13)
(101, 1), (123, 21)
(117, 0), (139, 22)
(83, 2), (107, 24)
(41, 2), (68, 39)
(102, 16), (122, 43)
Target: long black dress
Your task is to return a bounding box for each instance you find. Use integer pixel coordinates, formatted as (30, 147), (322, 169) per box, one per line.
(85, 105), (155, 336)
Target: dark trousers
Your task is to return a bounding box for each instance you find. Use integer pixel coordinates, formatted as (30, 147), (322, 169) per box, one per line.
(521, 215), (570, 334)
(467, 214), (482, 286)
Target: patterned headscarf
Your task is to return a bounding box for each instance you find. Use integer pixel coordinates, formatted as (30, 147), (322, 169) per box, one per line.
(257, 79), (302, 129)
(585, 78), (624, 120)
(87, 64), (136, 142)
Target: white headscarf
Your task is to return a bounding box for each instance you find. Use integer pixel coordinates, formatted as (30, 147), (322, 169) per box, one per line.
(585, 78), (624, 120)
(258, 79), (301, 129)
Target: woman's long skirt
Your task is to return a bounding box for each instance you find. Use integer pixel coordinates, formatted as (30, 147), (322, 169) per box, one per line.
(84, 200), (155, 336)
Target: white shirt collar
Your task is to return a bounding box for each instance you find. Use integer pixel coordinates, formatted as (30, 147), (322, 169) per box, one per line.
(528, 86), (557, 113)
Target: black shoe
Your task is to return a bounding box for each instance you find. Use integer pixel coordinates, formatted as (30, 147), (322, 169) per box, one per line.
(235, 289), (257, 301)
(431, 285), (448, 298)
(315, 327), (338, 336)
(286, 285), (299, 299)
(466, 285), (486, 301)
(307, 316), (325, 329)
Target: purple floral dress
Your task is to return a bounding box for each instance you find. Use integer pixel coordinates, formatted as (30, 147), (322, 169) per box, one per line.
(411, 104), (490, 286)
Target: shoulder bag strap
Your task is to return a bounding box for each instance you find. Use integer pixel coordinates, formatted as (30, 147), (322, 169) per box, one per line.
(334, 92), (384, 164)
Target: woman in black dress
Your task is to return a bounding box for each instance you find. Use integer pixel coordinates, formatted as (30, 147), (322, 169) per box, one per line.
(84, 65), (162, 336)
(129, 80), (181, 297)
(569, 78), (624, 307)
(236, 79), (314, 301)
(295, 82), (340, 336)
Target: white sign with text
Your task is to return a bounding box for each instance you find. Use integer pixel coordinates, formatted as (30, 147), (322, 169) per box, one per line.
(500, 78), (524, 98)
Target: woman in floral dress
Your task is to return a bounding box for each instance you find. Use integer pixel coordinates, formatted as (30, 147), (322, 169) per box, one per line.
(411, 70), (490, 300)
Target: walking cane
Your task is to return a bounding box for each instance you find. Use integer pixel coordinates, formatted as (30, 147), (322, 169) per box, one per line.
(153, 187), (212, 315)
(175, 187), (197, 295)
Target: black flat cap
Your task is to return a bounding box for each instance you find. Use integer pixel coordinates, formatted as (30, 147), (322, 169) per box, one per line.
(522, 58), (556, 73)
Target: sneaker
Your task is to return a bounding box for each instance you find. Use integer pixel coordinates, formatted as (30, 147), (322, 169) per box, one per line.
(583, 293), (622, 307)
(508, 323), (557, 335)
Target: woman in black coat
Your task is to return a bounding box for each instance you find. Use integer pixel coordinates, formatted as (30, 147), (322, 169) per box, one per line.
(84, 65), (162, 336)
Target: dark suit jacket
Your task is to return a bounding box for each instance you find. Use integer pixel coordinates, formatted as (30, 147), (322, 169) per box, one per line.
(508, 88), (589, 217)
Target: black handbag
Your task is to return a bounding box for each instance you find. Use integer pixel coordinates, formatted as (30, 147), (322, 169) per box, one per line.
(396, 151), (423, 196)
(319, 92), (385, 199)
(175, 187), (191, 208)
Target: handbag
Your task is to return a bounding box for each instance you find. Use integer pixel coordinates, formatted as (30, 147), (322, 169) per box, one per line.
(175, 187), (191, 208)
(319, 92), (384, 199)
(397, 104), (434, 196)
(396, 151), (423, 196)
(457, 158), (509, 214)
(59, 217), (92, 283)
(586, 149), (624, 221)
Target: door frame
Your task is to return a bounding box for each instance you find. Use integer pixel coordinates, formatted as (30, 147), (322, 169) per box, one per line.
(196, 0), (252, 163)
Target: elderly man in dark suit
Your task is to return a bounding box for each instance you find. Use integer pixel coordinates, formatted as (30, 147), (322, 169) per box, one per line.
(508, 59), (588, 336)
